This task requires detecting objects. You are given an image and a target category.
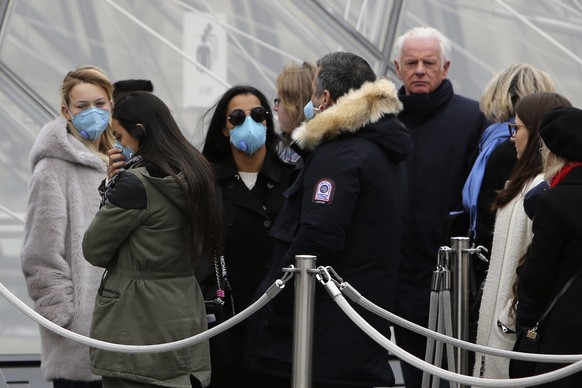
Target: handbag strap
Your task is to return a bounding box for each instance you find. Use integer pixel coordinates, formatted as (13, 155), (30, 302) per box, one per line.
(213, 254), (236, 316)
(539, 262), (582, 323)
(213, 254), (226, 298)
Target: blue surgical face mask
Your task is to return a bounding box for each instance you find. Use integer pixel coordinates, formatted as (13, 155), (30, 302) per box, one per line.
(113, 139), (134, 162)
(70, 107), (110, 141)
(229, 116), (267, 155)
(303, 100), (321, 121)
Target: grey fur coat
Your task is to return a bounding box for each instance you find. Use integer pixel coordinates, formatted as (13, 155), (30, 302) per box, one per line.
(21, 116), (106, 381)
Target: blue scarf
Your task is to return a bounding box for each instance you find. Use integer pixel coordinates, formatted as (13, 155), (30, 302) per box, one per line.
(462, 120), (512, 239)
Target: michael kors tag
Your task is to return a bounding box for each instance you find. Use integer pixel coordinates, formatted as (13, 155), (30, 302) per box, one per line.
(526, 329), (538, 340)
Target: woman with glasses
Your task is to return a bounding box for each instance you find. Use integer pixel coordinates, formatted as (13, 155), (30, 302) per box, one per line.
(274, 61), (317, 163)
(461, 63), (556, 374)
(473, 92), (571, 383)
(199, 85), (294, 388)
(511, 107), (582, 384)
(463, 63), (556, 266)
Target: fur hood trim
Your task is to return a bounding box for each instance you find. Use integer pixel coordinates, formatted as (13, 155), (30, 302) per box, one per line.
(292, 77), (402, 150)
(30, 116), (106, 173)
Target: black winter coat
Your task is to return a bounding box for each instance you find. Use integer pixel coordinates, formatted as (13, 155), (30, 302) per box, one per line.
(196, 151), (294, 385)
(396, 79), (487, 325)
(474, 139), (517, 264)
(516, 166), (582, 386)
(246, 78), (411, 387)
(212, 153), (294, 311)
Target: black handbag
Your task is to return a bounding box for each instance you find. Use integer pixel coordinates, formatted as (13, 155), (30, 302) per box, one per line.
(204, 254), (235, 367)
(509, 264), (582, 378)
(509, 324), (542, 378)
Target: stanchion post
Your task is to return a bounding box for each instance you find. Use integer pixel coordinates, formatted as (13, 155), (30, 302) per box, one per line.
(450, 236), (470, 385)
(292, 255), (317, 388)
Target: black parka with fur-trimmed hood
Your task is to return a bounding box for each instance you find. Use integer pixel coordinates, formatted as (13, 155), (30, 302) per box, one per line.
(246, 77), (411, 387)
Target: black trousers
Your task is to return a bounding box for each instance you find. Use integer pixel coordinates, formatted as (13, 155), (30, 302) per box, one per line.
(53, 380), (102, 388)
(262, 375), (376, 388)
(101, 376), (200, 388)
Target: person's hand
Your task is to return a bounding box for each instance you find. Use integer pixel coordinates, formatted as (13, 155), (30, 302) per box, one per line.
(107, 147), (126, 179)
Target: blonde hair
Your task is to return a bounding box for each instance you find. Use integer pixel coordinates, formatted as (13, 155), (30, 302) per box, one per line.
(541, 141), (567, 182)
(276, 61), (317, 131)
(480, 63), (556, 122)
(60, 65), (114, 161)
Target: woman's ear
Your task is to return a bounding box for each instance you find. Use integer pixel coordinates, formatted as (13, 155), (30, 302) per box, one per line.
(61, 104), (72, 121)
(135, 123), (146, 143)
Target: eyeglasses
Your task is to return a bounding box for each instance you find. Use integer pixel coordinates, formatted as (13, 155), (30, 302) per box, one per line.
(227, 106), (269, 127)
(273, 97), (281, 108)
(508, 123), (526, 138)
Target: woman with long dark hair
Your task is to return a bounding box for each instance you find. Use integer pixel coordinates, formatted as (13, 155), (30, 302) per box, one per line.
(474, 92), (571, 382)
(513, 106), (582, 385)
(83, 91), (222, 388)
(198, 85), (294, 387)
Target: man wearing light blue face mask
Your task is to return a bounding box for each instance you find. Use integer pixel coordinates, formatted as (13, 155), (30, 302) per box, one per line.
(303, 100), (321, 121)
(246, 51), (412, 388)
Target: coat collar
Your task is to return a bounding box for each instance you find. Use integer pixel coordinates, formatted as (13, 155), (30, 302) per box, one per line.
(397, 79), (454, 124)
(30, 116), (107, 173)
(552, 164), (582, 187)
(213, 151), (285, 184)
(292, 77), (402, 151)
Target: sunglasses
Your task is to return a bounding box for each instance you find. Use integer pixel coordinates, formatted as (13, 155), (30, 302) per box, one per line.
(273, 97), (281, 108)
(227, 106), (269, 127)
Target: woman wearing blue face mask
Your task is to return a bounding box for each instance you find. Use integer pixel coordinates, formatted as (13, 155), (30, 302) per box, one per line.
(67, 105), (110, 141)
(199, 85), (294, 388)
(21, 65), (115, 388)
(83, 91), (221, 388)
(107, 79), (155, 177)
(274, 61), (317, 164)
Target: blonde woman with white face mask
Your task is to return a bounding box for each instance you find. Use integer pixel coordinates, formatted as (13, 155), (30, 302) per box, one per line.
(20, 65), (114, 388)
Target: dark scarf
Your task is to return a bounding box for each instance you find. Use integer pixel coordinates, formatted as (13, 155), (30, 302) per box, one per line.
(99, 155), (144, 208)
(397, 79), (454, 124)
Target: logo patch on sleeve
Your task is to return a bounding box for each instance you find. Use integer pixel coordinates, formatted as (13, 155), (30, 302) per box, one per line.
(313, 179), (335, 204)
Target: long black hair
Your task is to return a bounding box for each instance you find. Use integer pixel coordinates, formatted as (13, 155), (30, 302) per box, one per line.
(113, 91), (222, 265)
(201, 85), (280, 164)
